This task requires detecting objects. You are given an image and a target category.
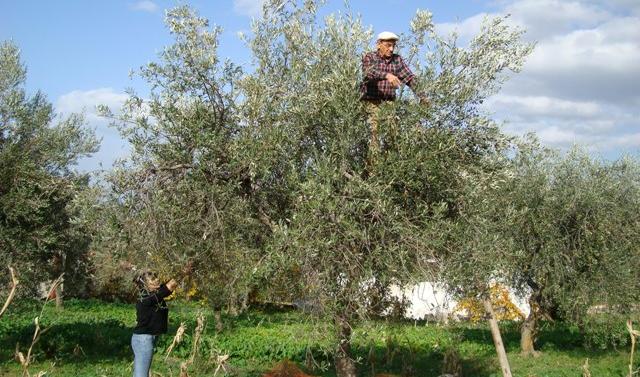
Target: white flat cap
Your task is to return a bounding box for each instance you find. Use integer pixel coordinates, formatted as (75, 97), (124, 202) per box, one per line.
(377, 31), (399, 41)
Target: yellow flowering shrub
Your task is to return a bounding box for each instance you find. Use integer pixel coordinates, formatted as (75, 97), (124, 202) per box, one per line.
(454, 284), (525, 322)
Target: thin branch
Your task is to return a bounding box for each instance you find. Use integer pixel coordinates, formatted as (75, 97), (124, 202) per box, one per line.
(165, 322), (186, 361)
(148, 163), (194, 174)
(627, 320), (640, 377)
(0, 266), (19, 319)
(15, 273), (63, 377)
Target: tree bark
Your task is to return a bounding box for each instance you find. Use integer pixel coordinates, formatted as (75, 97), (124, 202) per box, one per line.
(520, 295), (540, 356)
(334, 317), (357, 377)
(214, 310), (223, 333)
(483, 298), (513, 377)
(55, 284), (64, 310)
(240, 291), (249, 313)
(52, 254), (64, 310)
(228, 298), (239, 316)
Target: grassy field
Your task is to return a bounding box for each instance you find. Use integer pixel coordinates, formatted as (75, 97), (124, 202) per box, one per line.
(0, 299), (634, 376)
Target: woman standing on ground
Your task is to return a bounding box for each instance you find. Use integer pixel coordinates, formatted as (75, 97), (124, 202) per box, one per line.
(131, 270), (177, 377)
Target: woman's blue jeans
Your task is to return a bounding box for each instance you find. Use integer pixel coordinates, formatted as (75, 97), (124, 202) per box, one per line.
(131, 333), (157, 377)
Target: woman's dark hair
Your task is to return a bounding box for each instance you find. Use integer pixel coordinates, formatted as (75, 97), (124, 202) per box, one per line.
(133, 270), (157, 291)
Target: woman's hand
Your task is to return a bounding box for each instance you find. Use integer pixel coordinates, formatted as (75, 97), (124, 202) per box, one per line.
(182, 260), (194, 277)
(166, 279), (178, 292)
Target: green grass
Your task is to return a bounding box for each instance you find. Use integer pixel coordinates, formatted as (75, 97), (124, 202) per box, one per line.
(0, 299), (634, 376)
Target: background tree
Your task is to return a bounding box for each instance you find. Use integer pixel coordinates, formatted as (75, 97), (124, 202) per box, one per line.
(503, 140), (640, 355)
(89, 6), (267, 315)
(0, 41), (98, 303)
(440, 133), (640, 360)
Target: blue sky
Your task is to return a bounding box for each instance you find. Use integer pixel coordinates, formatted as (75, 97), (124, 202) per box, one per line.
(2, 0), (639, 170)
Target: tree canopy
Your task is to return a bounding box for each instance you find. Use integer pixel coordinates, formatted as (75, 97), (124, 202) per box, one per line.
(0, 41), (98, 296)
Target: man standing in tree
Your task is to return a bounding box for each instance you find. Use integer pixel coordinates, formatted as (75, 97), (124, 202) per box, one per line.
(361, 31), (427, 158)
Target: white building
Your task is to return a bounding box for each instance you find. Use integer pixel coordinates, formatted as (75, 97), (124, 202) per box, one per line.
(388, 282), (531, 321)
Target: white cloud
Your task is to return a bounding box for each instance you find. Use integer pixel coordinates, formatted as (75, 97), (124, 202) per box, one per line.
(486, 95), (602, 119)
(57, 88), (127, 115)
(583, 0), (640, 16)
(524, 18), (640, 80)
(131, 1), (158, 13)
(505, 0), (610, 40)
(438, 0), (640, 157)
(608, 133), (640, 149)
(233, 0), (267, 17)
(435, 1), (612, 43)
(56, 88), (130, 171)
(487, 93), (640, 154)
(436, 13), (488, 41)
(535, 126), (580, 146)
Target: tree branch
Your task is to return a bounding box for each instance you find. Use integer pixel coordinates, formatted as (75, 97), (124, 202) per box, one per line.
(0, 266), (18, 319)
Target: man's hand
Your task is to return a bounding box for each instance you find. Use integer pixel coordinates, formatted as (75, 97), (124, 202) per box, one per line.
(385, 73), (401, 88)
(166, 279), (178, 292)
(418, 94), (430, 107)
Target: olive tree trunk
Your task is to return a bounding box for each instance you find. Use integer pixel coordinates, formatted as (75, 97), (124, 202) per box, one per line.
(53, 254), (65, 310)
(520, 295), (540, 356)
(55, 284), (64, 310)
(334, 316), (357, 377)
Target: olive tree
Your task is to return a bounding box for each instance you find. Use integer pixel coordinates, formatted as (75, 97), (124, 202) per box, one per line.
(503, 141), (640, 355)
(91, 2), (532, 375)
(242, 2), (532, 376)
(440, 134), (640, 362)
(89, 6), (271, 313)
(0, 41), (98, 302)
